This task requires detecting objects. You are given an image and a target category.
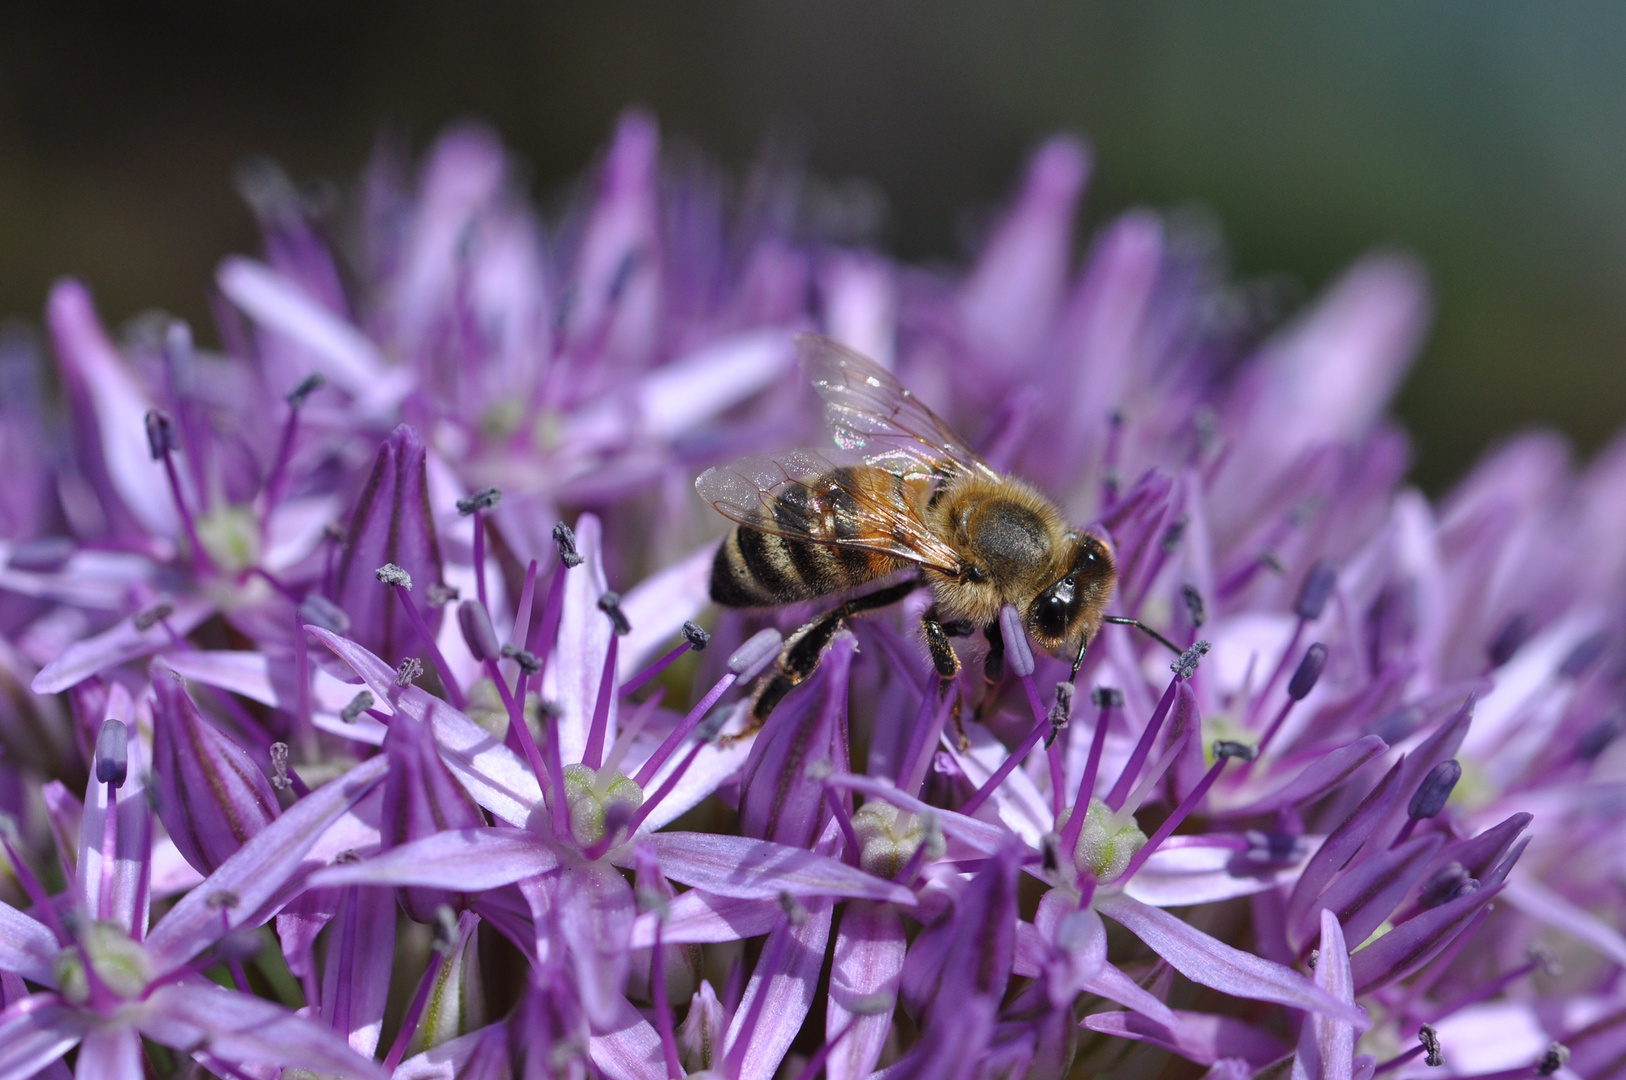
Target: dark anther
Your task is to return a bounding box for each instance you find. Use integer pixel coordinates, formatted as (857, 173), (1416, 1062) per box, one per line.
(1418, 862), (1471, 908)
(1159, 515), (1188, 553)
(269, 742), (292, 791)
(375, 563), (412, 589)
(1559, 631), (1610, 680)
(133, 601), (175, 632)
(1373, 704), (1424, 744)
(1040, 833), (1062, 873)
(1172, 639), (1211, 680)
(286, 372), (325, 407)
(1528, 942), (1562, 978)
(144, 409), (175, 459)
(426, 583), (459, 608)
(1091, 686), (1124, 709)
(1577, 714), (1624, 762)
(298, 594), (350, 633)
(1537, 1042), (1570, 1076)
(1243, 830), (1305, 865)
(1181, 583), (1206, 628)
(95, 720), (129, 787)
(396, 657), (424, 687)
(206, 889), (241, 910)
(340, 692), (375, 724)
(598, 591), (632, 636)
(1487, 612), (1533, 668)
(1419, 1024), (1443, 1068)
(553, 522), (583, 568)
(682, 621), (711, 650)
(1049, 682), (1075, 729)
(1307, 949), (1318, 971)
(456, 487), (503, 516)
(1212, 739), (1257, 762)
(323, 521), (347, 543)
(500, 643), (541, 676)
(1408, 759), (1461, 820)
(1288, 643), (1329, 700)
(1294, 558), (1338, 621)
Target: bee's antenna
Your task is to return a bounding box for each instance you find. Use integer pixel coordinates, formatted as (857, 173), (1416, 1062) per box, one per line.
(1102, 615), (1182, 656)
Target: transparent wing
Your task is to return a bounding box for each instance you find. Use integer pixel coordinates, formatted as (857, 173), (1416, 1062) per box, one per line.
(797, 333), (1001, 483)
(695, 448), (964, 573)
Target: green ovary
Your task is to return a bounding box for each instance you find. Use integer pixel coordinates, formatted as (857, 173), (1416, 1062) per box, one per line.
(563, 764), (645, 848)
(54, 921), (152, 1005)
(1060, 797), (1147, 883)
(850, 802), (944, 880)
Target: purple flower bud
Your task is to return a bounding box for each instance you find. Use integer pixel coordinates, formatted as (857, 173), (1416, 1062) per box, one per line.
(381, 714), (485, 922)
(94, 718), (128, 786)
(456, 600), (500, 662)
(455, 486), (502, 515)
(152, 671), (280, 875)
(999, 603), (1034, 678)
(1408, 759), (1461, 820)
(1287, 642), (1329, 700)
(1294, 558), (1338, 621)
(727, 627), (783, 680)
(326, 425), (444, 662)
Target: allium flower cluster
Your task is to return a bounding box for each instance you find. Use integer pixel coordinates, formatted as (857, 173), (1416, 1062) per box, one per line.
(0, 112), (1622, 1080)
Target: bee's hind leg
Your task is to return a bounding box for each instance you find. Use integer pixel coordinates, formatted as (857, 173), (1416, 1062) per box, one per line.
(729, 579), (923, 740)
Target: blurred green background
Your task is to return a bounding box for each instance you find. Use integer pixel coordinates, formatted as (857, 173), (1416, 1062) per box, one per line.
(4, 2), (1624, 492)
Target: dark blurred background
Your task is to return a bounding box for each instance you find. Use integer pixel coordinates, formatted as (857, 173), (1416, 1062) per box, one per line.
(4, 2), (1625, 492)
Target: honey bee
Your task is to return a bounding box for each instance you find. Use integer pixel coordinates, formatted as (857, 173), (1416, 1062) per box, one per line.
(699, 334), (1155, 723)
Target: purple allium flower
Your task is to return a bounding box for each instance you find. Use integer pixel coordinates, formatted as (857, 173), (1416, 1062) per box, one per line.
(1, 112), (1621, 1080)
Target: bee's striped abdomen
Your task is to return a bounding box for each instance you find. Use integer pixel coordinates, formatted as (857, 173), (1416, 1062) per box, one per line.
(709, 465), (908, 608)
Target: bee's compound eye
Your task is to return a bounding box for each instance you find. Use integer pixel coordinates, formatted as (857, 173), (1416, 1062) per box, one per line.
(1032, 587), (1073, 639)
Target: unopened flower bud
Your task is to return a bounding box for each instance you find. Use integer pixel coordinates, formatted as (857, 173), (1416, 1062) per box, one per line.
(682, 621), (710, 650)
(597, 591), (631, 635)
(1408, 759), (1461, 820)
(1288, 642), (1328, 700)
(727, 628), (783, 680)
(999, 603), (1035, 677)
(457, 600), (500, 662)
(553, 522), (583, 568)
(455, 487), (502, 515)
(95, 719), (128, 787)
(1294, 559), (1337, 621)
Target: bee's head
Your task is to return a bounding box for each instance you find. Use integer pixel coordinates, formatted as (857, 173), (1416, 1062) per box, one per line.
(1027, 532), (1116, 668)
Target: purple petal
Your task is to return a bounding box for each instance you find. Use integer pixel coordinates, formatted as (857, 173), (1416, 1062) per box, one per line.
(310, 827), (556, 892)
(217, 256), (411, 413)
(722, 898), (835, 1080)
(145, 756), (388, 972)
(394, 1022), (510, 1080)
(319, 885), (396, 1058)
(73, 1024), (142, 1080)
(739, 637), (852, 847)
(556, 862), (636, 1029)
(32, 598), (211, 694)
(637, 832), (915, 904)
(0, 994), (87, 1080)
(1504, 876), (1626, 968)
(1083, 1009), (1287, 1067)
(826, 900), (905, 1080)
(1080, 962), (1178, 1028)
(900, 844), (1019, 1022)
(589, 997), (667, 1080)
(629, 890), (783, 948)
(139, 981), (389, 1080)
(310, 627), (542, 825)
(1296, 833), (1443, 954)
(1125, 840), (1315, 908)
(0, 901), (59, 986)
(1219, 736), (1387, 817)
(381, 712), (487, 921)
(151, 667), (280, 876)
(1348, 877), (1509, 994)
(76, 683), (152, 932)
(543, 514), (615, 763)
(326, 425), (445, 664)
(1291, 910), (1358, 1080)
(1095, 892), (1365, 1025)
(46, 279), (178, 537)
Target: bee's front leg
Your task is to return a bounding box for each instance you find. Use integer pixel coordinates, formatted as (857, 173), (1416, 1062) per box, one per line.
(982, 620), (1005, 685)
(921, 607), (963, 681)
